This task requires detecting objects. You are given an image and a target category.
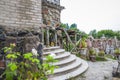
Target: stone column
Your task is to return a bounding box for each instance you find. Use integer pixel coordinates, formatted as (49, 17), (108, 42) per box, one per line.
(46, 27), (50, 47)
(75, 34), (77, 43)
(55, 31), (57, 46)
(114, 36), (118, 48)
(41, 27), (44, 45)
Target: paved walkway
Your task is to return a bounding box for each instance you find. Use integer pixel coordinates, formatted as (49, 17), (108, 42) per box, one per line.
(74, 60), (119, 80)
(113, 78), (120, 80)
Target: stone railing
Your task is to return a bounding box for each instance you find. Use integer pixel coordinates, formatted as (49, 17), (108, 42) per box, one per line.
(0, 26), (40, 53)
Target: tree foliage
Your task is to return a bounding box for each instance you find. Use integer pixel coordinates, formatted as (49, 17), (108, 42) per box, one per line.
(60, 23), (69, 30)
(89, 29), (97, 38)
(61, 23), (120, 40)
(60, 23), (88, 38)
(1, 44), (57, 80)
(97, 30), (115, 38)
(89, 29), (120, 40)
(70, 23), (77, 30)
(114, 31), (120, 40)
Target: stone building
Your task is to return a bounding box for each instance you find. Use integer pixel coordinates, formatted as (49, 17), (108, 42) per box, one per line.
(0, 0), (42, 31)
(0, 1), (90, 80)
(0, 0), (64, 51)
(42, 0), (64, 27)
(0, 0), (64, 31)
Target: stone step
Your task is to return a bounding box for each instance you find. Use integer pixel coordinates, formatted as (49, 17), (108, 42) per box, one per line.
(43, 46), (60, 51)
(53, 57), (82, 76)
(43, 49), (65, 55)
(43, 46), (89, 80)
(50, 58), (89, 80)
(53, 52), (70, 60)
(43, 52), (70, 61)
(53, 55), (76, 67)
(113, 78), (120, 80)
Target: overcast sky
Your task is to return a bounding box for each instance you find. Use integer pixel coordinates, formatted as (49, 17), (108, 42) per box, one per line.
(61, 0), (120, 33)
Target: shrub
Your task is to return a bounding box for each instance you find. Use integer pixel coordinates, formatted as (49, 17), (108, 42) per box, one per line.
(89, 48), (96, 56)
(1, 43), (57, 80)
(98, 50), (105, 56)
(114, 48), (120, 55)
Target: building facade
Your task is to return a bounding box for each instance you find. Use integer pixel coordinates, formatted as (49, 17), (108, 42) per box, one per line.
(0, 0), (42, 31)
(0, 0), (64, 51)
(0, 0), (63, 31)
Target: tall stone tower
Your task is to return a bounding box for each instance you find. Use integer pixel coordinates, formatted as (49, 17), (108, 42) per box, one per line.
(0, 0), (42, 52)
(0, 0), (64, 51)
(0, 0), (42, 31)
(42, 0), (64, 27)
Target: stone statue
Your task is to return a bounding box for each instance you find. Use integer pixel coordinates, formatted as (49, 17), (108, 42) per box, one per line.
(0, 28), (6, 41)
(0, 26), (6, 80)
(0, 27), (6, 55)
(36, 42), (43, 64)
(101, 34), (106, 39)
(114, 36), (118, 48)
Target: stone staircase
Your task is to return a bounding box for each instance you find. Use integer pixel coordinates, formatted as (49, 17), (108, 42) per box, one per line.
(43, 46), (89, 80)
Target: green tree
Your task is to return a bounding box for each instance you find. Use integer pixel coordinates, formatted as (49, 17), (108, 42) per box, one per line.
(97, 30), (115, 38)
(114, 31), (120, 40)
(60, 23), (70, 30)
(79, 31), (88, 39)
(60, 23), (67, 28)
(89, 29), (97, 38)
(70, 23), (77, 30)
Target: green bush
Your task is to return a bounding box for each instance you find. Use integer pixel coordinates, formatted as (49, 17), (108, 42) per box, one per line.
(1, 43), (57, 80)
(89, 48), (96, 55)
(81, 40), (87, 48)
(98, 50), (105, 56)
(96, 56), (107, 61)
(114, 48), (120, 55)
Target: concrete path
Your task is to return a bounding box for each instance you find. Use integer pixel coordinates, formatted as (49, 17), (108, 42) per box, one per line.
(75, 60), (119, 80)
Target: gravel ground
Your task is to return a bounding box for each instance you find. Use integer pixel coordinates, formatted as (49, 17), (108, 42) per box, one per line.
(75, 60), (119, 80)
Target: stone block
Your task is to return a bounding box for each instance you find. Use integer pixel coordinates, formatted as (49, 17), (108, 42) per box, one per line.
(0, 1), (5, 5)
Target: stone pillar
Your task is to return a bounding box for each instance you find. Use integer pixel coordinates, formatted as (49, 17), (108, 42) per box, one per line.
(75, 34), (77, 43)
(46, 27), (50, 47)
(55, 31), (57, 46)
(41, 27), (44, 45)
(114, 36), (118, 48)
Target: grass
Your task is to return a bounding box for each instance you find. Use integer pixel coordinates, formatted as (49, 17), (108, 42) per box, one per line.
(76, 49), (118, 62)
(76, 53), (117, 61)
(104, 54), (116, 60)
(76, 52), (107, 61)
(95, 56), (107, 61)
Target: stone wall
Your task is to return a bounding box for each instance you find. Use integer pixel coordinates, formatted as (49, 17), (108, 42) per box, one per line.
(5, 36), (39, 52)
(0, 0), (42, 31)
(42, 0), (64, 27)
(0, 0), (42, 52)
(42, 6), (60, 27)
